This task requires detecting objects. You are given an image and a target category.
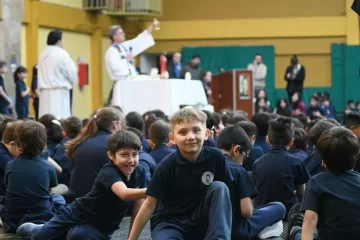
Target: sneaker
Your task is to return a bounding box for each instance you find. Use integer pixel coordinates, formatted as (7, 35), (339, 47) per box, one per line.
(287, 203), (304, 240)
(258, 220), (283, 239)
(16, 222), (43, 238)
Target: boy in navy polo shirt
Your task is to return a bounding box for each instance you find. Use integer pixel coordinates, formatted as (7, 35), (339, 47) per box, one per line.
(52, 116), (82, 187)
(148, 120), (175, 164)
(236, 121), (264, 171)
(289, 128), (308, 161)
(251, 112), (272, 153)
(127, 127), (156, 183)
(303, 120), (336, 176)
(17, 130), (148, 239)
(288, 127), (360, 240)
(126, 111), (151, 153)
(128, 108), (233, 240)
(252, 117), (310, 216)
(346, 111), (360, 171)
(0, 121), (65, 233)
(218, 125), (285, 239)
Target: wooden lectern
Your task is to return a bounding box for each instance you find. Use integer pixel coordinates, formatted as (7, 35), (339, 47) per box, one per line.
(212, 69), (254, 117)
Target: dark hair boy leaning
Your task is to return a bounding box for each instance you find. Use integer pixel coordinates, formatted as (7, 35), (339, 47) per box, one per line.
(288, 127), (360, 240)
(218, 125), (285, 239)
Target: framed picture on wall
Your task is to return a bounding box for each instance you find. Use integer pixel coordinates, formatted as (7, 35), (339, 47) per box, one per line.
(239, 74), (250, 99)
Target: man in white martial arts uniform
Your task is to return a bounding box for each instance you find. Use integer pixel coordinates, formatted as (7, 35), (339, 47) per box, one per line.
(38, 30), (78, 119)
(105, 20), (159, 107)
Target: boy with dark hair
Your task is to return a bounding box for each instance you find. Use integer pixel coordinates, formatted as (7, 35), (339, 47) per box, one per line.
(345, 111), (360, 172)
(320, 93), (336, 119)
(293, 112), (307, 129)
(212, 112), (224, 140)
(288, 127), (360, 240)
(236, 121), (264, 171)
(126, 111), (151, 153)
(303, 120), (336, 176)
(148, 120), (175, 164)
(202, 110), (216, 147)
(0, 121), (65, 232)
(52, 116), (82, 186)
(217, 125), (285, 239)
(306, 96), (325, 120)
(289, 128), (308, 161)
(127, 127), (156, 183)
(17, 130), (148, 239)
(252, 117), (310, 215)
(128, 108), (233, 240)
(251, 112), (272, 153)
(0, 61), (12, 115)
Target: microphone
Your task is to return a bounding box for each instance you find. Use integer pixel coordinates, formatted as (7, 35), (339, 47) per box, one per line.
(211, 62), (225, 73)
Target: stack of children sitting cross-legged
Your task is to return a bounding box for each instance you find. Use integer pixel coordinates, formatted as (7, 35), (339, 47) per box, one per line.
(0, 105), (357, 239)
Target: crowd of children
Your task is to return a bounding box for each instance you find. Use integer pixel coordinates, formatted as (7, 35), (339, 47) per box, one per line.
(0, 91), (355, 239)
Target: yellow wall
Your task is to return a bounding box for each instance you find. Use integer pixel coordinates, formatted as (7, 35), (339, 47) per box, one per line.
(101, 37), (112, 105)
(21, 25), (27, 66)
(161, 0), (345, 21)
(38, 27), (92, 119)
(40, 0), (82, 9)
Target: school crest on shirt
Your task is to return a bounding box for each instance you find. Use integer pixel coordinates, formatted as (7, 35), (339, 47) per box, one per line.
(201, 171), (214, 185)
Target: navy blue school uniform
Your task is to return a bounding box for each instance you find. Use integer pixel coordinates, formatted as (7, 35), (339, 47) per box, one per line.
(52, 138), (72, 186)
(0, 75), (9, 115)
(224, 154), (285, 239)
(354, 154), (360, 172)
(252, 147), (310, 215)
(321, 104), (336, 119)
(306, 106), (325, 120)
(303, 150), (326, 176)
(31, 76), (39, 120)
(301, 170), (360, 240)
(141, 139), (151, 153)
(242, 145), (264, 171)
(0, 142), (12, 195)
(44, 136), (61, 158)
(15, 80), (29, 119)
(352, 0), (360, 14)
(203, 137), (216, 148)
(289, 148), (308, 161)
(69, 130), (111, 198)
(138, 150), (157, 183)
(307, 143), (314, 154)
(0, 154), (65, 232)
(26, 161), (148, 240)
(254, 136), (271, 154)
(149, 144), (176, 164)
(147, 147), (233, 239)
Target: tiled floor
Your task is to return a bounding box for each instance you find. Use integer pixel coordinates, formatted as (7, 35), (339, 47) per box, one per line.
(0, 219), (288, 240)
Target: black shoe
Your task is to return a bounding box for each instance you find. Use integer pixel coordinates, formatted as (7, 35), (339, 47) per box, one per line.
(287, 203), (304, 240)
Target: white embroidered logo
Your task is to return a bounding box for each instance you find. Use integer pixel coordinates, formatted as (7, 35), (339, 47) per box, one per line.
(201, 171), (214, 185)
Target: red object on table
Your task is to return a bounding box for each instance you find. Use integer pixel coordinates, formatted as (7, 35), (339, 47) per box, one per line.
(160, 54), (167, 74)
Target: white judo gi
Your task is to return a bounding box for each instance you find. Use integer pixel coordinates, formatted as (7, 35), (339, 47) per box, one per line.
(38, 46), (78, 119)
(105, 30), (155, 107)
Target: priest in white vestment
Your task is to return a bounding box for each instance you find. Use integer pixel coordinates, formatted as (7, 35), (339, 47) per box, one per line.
(105, 20), (158, 107)
(38, 30), (78, 119)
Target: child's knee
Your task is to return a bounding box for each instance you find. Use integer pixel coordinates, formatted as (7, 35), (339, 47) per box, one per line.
(208, 181), (229, 195)
(271, 202), (287, 218)
(66, 226), (88, 240)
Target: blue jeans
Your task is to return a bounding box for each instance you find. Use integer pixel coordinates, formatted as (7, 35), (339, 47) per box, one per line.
(233, 202), (286, 239)
(29, 205), (110, 240)
(291, 228), (319, 240)
(151, 181), (232, 240)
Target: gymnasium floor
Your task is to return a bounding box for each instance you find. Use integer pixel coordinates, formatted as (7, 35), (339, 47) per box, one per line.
(0, 218), (288, 239)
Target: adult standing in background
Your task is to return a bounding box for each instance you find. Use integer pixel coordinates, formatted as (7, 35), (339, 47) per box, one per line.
(284, 55), (306, 102)
(180, 54), (202, 80)
(105, 20), (159, 107)
(168, 52), (183, 79)
(31, 65), (40, 120)
(247, 53), (267, 94)
(38, 30), (78, 119)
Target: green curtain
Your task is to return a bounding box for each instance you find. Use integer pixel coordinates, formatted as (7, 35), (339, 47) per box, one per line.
(181, 46), (275, 104)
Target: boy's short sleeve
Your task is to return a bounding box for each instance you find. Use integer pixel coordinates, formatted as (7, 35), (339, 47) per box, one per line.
(236, 168), (258, 200)
(97, 165), (124, 190)
(215, 154), (235, 188)
(136, 165), (148, 189)
(301, 178), (320, 213)
(352, 0), (360, 15)
(146, 165), (168, 200)
(49, 165), (58, 188)
(294, 160), (311, 185)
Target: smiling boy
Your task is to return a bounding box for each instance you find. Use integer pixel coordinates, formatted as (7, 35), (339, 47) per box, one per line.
(129, 108), (233, 240)
(17, 130), (147, 240)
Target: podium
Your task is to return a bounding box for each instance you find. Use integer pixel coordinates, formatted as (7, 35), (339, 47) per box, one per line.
(212, 69), (254, 117)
